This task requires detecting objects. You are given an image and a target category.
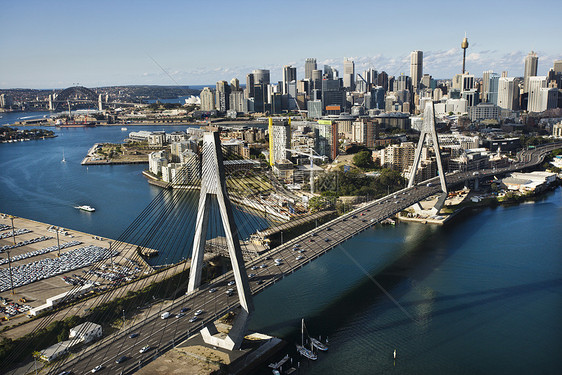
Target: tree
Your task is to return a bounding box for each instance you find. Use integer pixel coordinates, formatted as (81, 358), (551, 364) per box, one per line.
(352, 150), (374, 169)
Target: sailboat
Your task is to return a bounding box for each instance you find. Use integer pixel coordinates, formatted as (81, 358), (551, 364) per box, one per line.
(296, 318), (317, 360)
(310, 336), (328, 352)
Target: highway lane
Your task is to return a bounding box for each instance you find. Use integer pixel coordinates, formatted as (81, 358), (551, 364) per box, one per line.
(48, 142), (562, 374)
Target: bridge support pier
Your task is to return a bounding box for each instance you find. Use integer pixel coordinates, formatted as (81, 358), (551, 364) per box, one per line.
(187, 131), (254, 350)
(408, 103), (448, 214)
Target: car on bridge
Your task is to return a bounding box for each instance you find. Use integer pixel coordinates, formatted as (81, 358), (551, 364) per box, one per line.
(189, 316), (198, 323)
(91, 365), (103, 373)
(128, 333), (139, 339)
(139, 345), (151, 354)
(115, 355), (128, 364)
(209, 288), (217, 293)
(227, 281), (235, 286)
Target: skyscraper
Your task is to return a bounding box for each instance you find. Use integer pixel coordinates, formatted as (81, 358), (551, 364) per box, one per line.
(497, 77), (519, 110)
(523, 51), (538, 93)
(253, 69), (270, 85)
(200, 87), (215, 111)
(311, 69), (323, 91)
(343, 59), (355, 90)
(527, 76), (547, 112)
(282, 65), (297, 95)
(268, 119), (291, 165)
(215, 81), (231, 112)
(305, 58), (317, 80)
(410, 50), (423, 91)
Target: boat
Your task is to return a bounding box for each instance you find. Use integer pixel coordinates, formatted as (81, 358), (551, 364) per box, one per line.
(121, 127), (127, 131)
(296, 318), (317, 360)
(75, 205), (95, 212)
(310, 337), (328, 351)
(61, 149), (66, 163)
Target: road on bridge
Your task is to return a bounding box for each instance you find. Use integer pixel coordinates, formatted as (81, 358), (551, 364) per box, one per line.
(46, 142), (561, 375)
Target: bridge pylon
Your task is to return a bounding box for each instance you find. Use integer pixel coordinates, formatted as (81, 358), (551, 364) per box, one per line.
(187, 131), (253, 350)
(408, 102), (448, 214)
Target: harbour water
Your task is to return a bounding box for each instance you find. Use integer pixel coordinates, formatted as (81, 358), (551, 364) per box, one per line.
(1, 113), (561, 374)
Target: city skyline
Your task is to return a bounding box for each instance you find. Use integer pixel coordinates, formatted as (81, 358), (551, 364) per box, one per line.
(1, 0), (561, 89)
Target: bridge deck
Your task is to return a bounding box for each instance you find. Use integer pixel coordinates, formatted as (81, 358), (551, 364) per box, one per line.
(46, 143), (561, 375)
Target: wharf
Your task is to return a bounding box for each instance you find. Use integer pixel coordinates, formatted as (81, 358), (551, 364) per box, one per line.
(0, 214), (157, 339)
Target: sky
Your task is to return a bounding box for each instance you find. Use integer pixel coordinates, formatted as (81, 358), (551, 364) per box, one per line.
(1, 0), (560, 89)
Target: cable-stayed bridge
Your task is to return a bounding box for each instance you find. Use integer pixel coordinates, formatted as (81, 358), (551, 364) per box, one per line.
(4, 109), (561, 375)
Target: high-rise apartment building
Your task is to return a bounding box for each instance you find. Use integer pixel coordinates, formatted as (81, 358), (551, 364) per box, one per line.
(215, 80), (231, 112)
(305, 58), (317, 80)
(523, 51), (538, 93)
(497, 77), (519, 110)
(410, 50), (423, 91)
(268, 119), (291, 165)
(200, 87), (215, 111)
(343, 59), (355, 90)
(230, 78), (240, 91)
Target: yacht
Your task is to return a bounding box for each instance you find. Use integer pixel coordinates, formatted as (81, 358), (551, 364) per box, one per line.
(310, 337), (328, 351)
(296, 318), (317, 360)
(75, 205), (95, 212)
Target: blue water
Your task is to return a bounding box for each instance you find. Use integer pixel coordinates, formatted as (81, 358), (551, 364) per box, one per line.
(250, 191), (562, 374)
(1, 113), (561, 374)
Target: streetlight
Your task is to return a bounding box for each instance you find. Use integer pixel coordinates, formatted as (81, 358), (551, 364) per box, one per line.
(55, 227), (61, 257)
(122, 309), (126, 328)
(6, 249), (14, 295)
(9, 215), (16, 246)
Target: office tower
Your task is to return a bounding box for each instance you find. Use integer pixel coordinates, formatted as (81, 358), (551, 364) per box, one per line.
(394, 74), (411, 92)
(253, 69), (270, 85)
(343, 59), (355, 90)
(324, 65), (338, 79)
(377, 71), (389, 91)
(321, 77), (344, 113)
(287, 81), (297, 110)
(501, 71), (508, 78)
(461, 35), (469, 74)
(527, 76), (547, 112)
(460, 74), (474, 93)
(283, 65), (297, 95)
(215, 80), (231, 112)
(540, 87), (558, 111)
(410, 50), (423, 91)
(230, 78), (240, 91)
(482, 71), (492, 101)
(523, 51), (538, 93)
(310, 69), (323, 92)
(486, 73), (500, 105)
(497, 77), (520, 110)
(305, 58), (317, 80)
(420, 74), (432, 90)
(269, 119), (291, 165)
(372, 86), (385, 109)
(245, 73), (255, 98)
(551, 60), (562, 88)
(200, 87), (215, 111)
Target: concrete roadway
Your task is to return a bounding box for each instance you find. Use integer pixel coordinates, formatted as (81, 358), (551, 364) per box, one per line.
(47, 142), (561, 375)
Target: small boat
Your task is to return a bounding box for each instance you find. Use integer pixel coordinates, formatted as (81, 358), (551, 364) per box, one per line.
(296, 318), (317, 360)
(121, 127), (127, 131)
(75, 205), (95, 212)
(61, 149), (66, 163)
(310, 337), (328, 351)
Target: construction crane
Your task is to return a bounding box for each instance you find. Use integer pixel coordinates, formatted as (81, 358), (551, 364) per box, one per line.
(284, 147), (327, 194)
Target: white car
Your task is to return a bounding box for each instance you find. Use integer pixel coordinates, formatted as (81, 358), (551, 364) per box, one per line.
(194, 309), (203, 316)
(91, 365), (103, 373)
(139, 345), (151, 353)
